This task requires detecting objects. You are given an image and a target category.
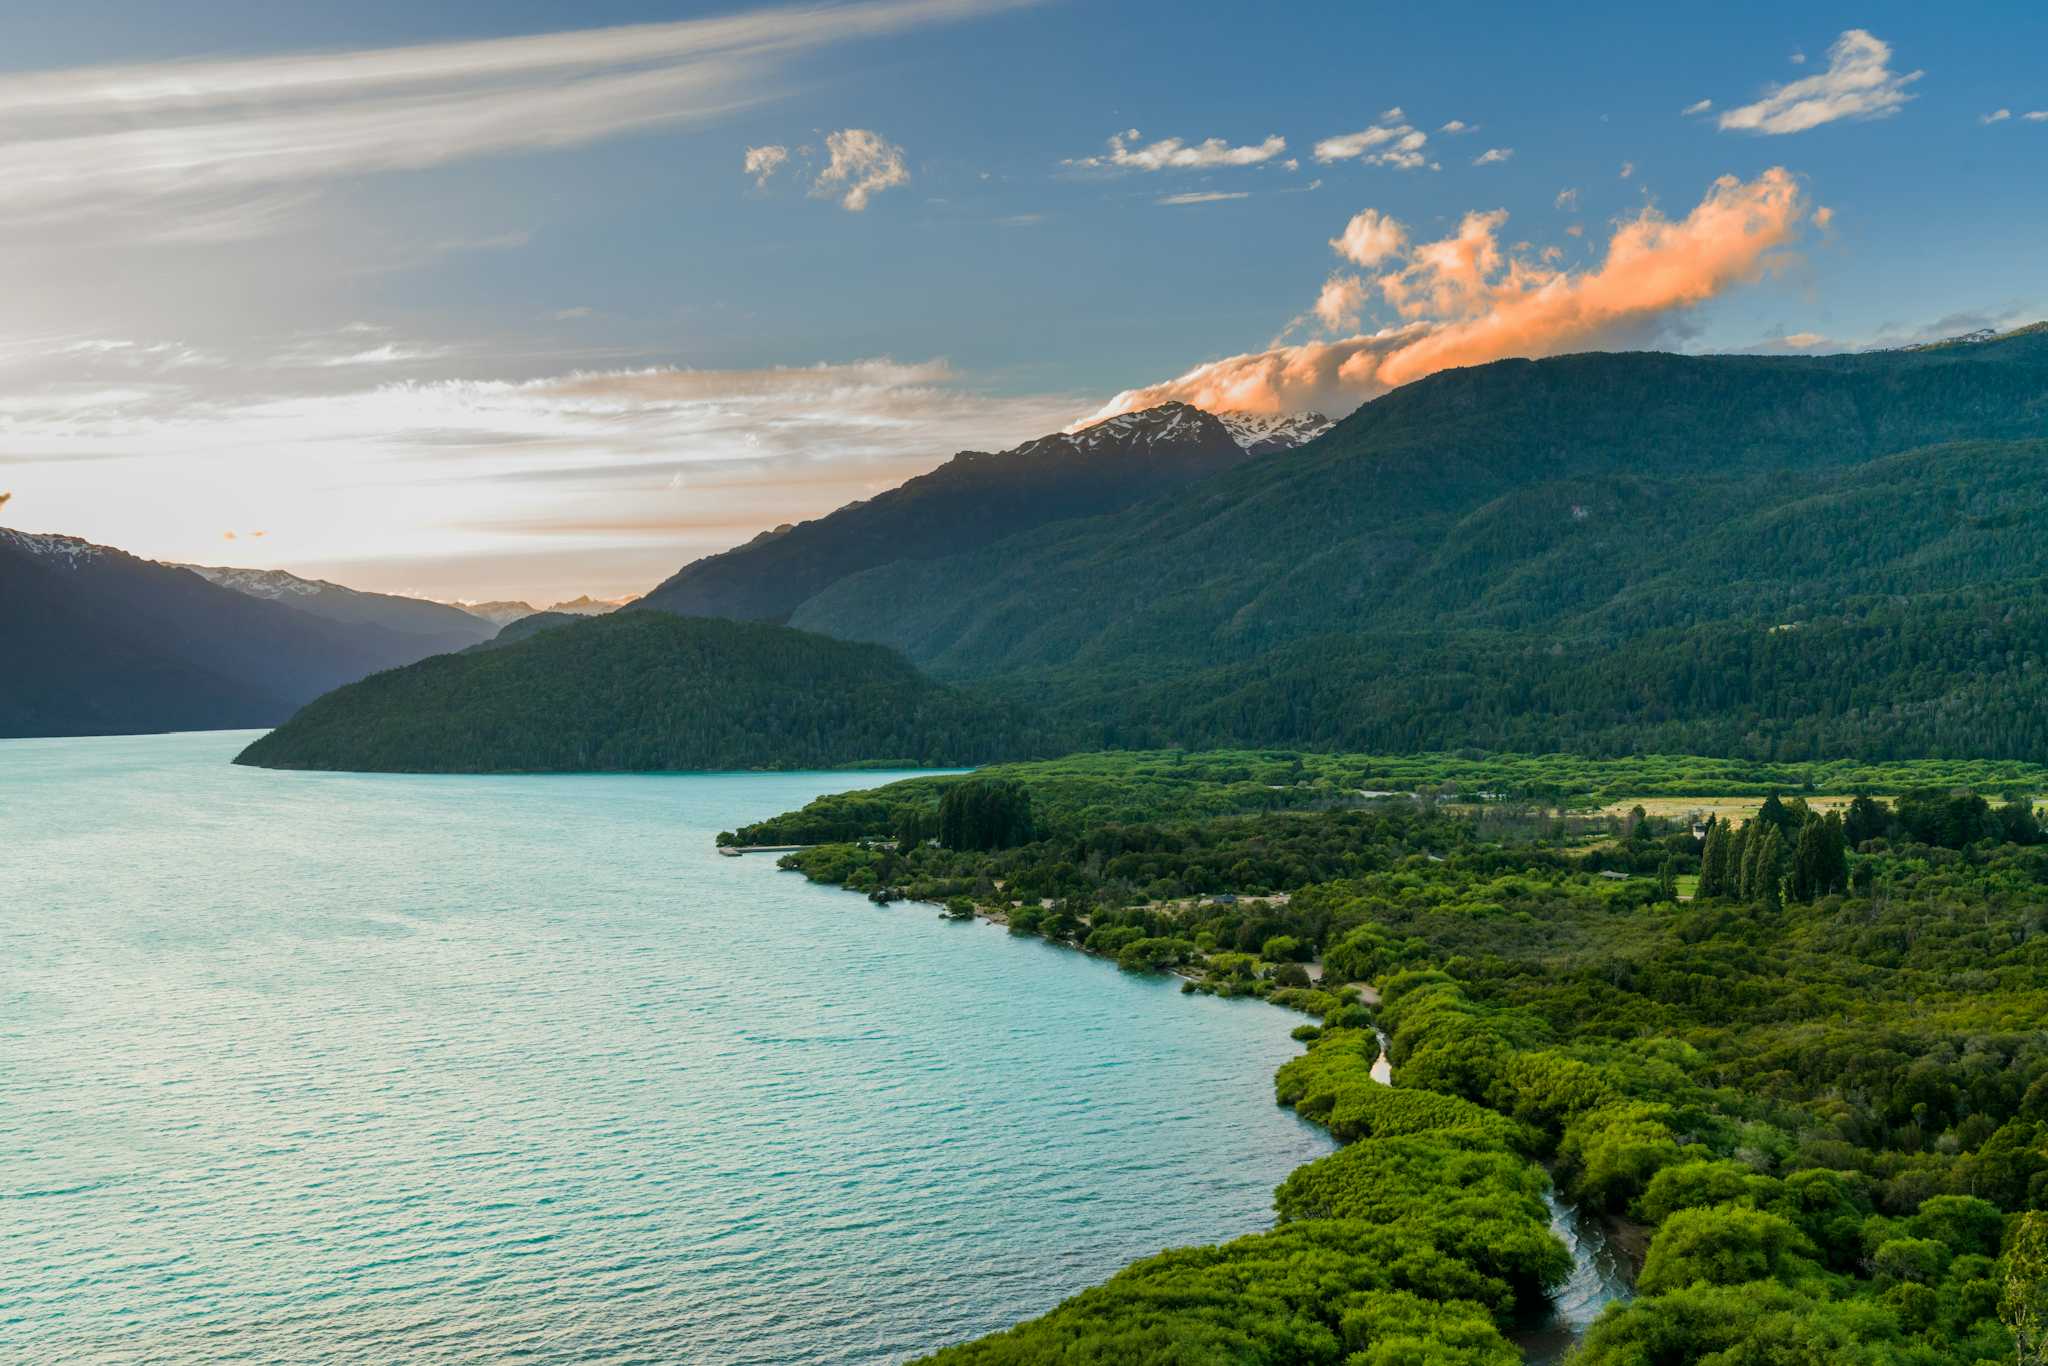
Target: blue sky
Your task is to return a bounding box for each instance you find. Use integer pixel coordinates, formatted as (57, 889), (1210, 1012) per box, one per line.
(0, 0), (2041, 601)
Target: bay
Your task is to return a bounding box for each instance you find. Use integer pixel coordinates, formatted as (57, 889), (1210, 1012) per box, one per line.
(0, 731), (1330, 1364)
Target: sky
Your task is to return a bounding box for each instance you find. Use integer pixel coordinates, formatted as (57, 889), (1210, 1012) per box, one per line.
(0, 0), (2042, 604)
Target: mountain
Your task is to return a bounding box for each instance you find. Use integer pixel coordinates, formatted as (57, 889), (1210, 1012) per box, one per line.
(636, 401), (1327, 625)
(543, 594), (636, 615)
(454, 599), (539, 626)
(180, 564), (494, 650)
(235, 611), (1059, 773)
(0, 529), (489, 738)
(787, 325), (2048, 760)
(468, 611), (584, 649)
(1214, 410), (1337, 455)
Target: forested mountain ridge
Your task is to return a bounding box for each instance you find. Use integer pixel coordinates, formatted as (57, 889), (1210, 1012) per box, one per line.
(234, 611), (1061, 773)
(783, 328), (2048, 760)
(0, 528), (498, 738)
(636, 402), (1322, 624)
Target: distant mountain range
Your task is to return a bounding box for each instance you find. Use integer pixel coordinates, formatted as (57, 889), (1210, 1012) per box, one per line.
(1, 532), (492, 737)
(443, 594), (638, 627)
(636, 402), (1330, 623)
(179, 564), (497, 644)
(26, 326), (2048, 765)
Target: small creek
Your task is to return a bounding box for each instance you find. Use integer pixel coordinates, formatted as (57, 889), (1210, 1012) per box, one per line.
(1367, 1024), (1634, 1361)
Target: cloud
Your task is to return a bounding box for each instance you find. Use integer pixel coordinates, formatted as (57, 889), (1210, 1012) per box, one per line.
(1085, 167), (1811, 419)
(1473, 147), (1514, 166)
(1066, 129), (1287, 172)
(1981, 109), (2012, 125)
(0, 352), (1088, 599)
(744, 143), (789, 186)
(1682, 99), (1713, 117)
(1555, 188), (1579, 210)
(2027, 111), (2048, 123)
(813, 129), (908, 210)
(1330, 208), (1408, 266)
(1311, 274), (1371, 331)
(1314, 112), (1434, 169)
(1620, 161), (1635, 179)
(1718, 29), (1920, 135)
(0, 0), (1026, 230)
(1440, 119), (1477, 134)
(1157, 191), (1250, 206)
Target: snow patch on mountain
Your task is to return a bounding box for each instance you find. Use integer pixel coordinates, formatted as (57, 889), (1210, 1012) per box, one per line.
(183, 565), (334, 600)
(0, 528), (109, 567)
(1214, 410), (1336, 454)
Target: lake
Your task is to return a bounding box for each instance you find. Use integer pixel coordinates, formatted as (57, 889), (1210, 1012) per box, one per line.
(0, 731), (1331, 1364)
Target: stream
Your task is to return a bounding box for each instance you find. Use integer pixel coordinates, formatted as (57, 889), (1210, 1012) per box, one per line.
(1368, 1026), (1634, 1361)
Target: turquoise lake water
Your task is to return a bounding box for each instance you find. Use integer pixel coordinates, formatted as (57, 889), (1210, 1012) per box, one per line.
(0, 731), (1332, 1364)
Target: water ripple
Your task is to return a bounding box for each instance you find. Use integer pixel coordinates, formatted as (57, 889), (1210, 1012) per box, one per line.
(0, 732), (1331, 1364)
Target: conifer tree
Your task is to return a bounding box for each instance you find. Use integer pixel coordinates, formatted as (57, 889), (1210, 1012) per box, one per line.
(1791, 819), (1824, 902)
(1753, 824), (1786, 910)
(1697, 823), (1728, 898)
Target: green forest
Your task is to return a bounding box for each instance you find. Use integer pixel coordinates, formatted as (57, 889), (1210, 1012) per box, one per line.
(780, 332), (2048, 763)
(234, 611), (1058, 773)
(740, 749), (2048, 1363)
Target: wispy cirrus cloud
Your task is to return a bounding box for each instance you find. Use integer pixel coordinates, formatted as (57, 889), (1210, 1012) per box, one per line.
(0, 349), (1084, 598)
(1157, 191), (1251, 206)
(1087, 167), (1813, 419)
(1472, 147), (1513, 166)
(0, 0), (1029, 231)
(1065, 129), (1288, 172)
(1718, 30), (1920, 135)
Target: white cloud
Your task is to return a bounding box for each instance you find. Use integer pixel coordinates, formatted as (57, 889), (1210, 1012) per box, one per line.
(1311, 274), (1370, 331)
(744, 143), (789, 186)
(1473, 147), (1513, 166)
(0, 0), (1027, 230)
(1439, 119), (1477, 134)
(1981, 109), (2011, 125)
(813, 129), (908, 211)
(0, 350), (1085, 600)
(1157, 191), (1249, 206)
(1329, 208), (1408, 266)
(1682, 99), (1713, 117)
(1314, 113), (1433, 170)
(1555, 187), (1579, 210)
(1620, 161), (1635, 179)
(1719, 29), (1920, 135)
(1067, 129), (1287, 172)
(2027, 111), (2048, 122)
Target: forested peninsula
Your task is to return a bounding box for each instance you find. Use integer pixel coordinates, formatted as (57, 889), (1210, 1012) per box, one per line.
(737, 749), (2048, 1362)
(235, 612), (1057, 773)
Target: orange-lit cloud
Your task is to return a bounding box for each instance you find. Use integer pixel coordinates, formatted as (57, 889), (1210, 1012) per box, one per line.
(1087, 167), (1809, 419)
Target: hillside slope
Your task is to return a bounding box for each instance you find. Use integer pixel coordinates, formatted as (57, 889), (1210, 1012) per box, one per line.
(637, 403), (1325, 624)
(0, 529), (489, 738)
(234, 611), (1060, 773)
(180, 563), (494, 650)
(787, 329), (2048, 759)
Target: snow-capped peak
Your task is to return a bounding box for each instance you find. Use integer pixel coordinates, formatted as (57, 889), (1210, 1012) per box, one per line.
(0, 528), (109, 567)
(1213, 410), (1335, 455)
(181, 564), (334, 600)
(1065, 400), (1219, 452)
